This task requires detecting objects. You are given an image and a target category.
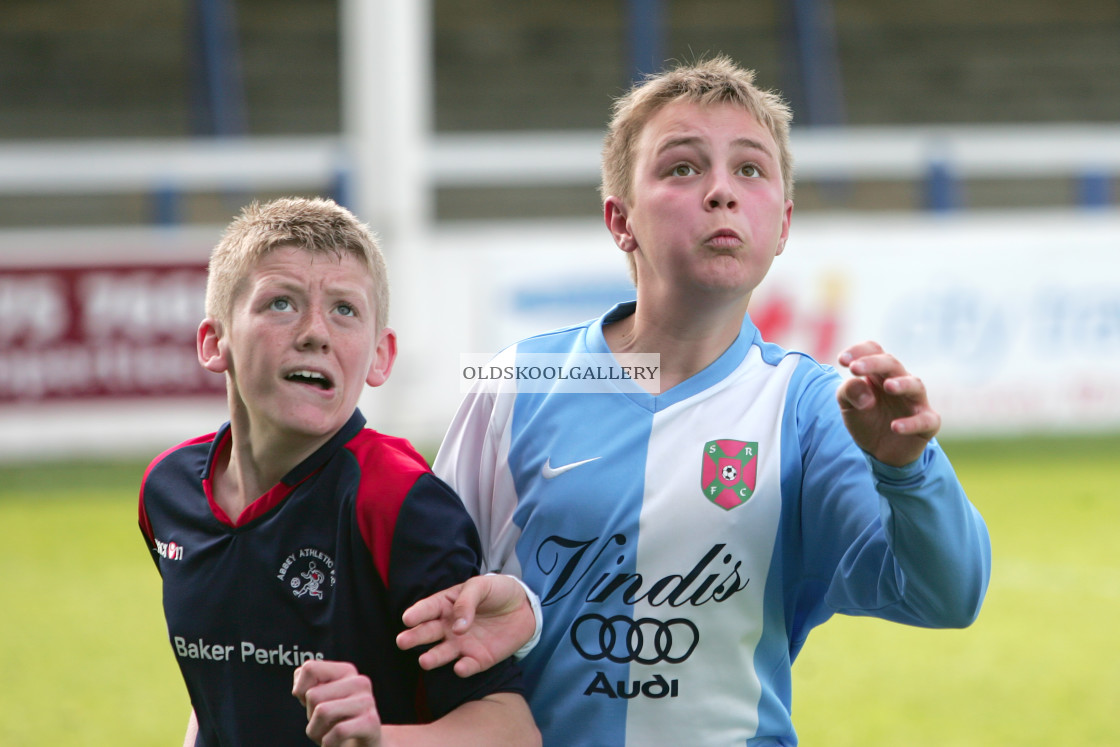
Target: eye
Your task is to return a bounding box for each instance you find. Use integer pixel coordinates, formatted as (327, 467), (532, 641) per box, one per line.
(670, 163), (697, 177)
(738, 163), (761, 178)
(269, 297), (293, 312)
(335, 303), (356, 317)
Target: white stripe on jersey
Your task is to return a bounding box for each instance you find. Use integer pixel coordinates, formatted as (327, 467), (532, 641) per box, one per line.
(625, 347), (794, 744)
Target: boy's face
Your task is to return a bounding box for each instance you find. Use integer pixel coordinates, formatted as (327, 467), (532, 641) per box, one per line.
(199, 245), (394, 447)
(605, 100), (792, 302)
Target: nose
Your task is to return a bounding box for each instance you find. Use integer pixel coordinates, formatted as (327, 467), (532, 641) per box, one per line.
(705, 172), (738, 210)
(296, 307), (330, 351)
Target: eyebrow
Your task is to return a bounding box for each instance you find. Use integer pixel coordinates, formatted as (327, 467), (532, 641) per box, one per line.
(656, 136), (774, 159)
(257, 276), (370, 302)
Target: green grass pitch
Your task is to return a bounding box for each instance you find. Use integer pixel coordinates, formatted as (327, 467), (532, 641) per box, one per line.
(2, 433), (1117, 745)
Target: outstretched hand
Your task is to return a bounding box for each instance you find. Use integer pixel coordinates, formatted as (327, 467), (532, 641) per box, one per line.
(396, 574), (537, 678)
(836, 341), (941, 467)
(292, 660), (381, 747)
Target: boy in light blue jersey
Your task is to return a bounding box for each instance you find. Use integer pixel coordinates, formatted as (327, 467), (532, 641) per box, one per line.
(398, 56), (991, 746)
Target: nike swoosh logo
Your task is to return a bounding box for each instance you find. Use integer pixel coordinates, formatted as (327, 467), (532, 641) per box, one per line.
(541, 457), (602, 479)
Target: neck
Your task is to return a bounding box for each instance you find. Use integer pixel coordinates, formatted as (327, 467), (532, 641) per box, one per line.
(604, 292), (750, 392)
(211, 399), (327, 523)
(211, 444), (268, 524)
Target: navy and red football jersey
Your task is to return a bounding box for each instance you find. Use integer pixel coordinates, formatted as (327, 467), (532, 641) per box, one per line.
(140, 410), (523, 746)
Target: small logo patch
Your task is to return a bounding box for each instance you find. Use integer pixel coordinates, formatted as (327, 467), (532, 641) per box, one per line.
(701, 440), (758, 510)
(277, 547), (336, 601)
(541, 456), (601, 479)
(153, 537), (185, 561)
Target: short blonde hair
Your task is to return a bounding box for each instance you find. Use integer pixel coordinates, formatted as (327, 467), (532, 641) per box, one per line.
(205, 197), (389, 330)
(601, 55), (795, 207)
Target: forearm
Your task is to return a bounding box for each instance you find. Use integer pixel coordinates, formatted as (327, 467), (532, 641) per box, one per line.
(380, 693), (539, 747)
(799, 364), (991, 628)
(871, 443), (992, 626)
(183, 709), (198, 747)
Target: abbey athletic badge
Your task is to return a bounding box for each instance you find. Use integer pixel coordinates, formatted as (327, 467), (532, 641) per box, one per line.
(701, 440), (758, 510)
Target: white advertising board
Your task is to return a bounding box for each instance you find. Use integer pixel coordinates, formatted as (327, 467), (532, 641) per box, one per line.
(2, 210), (1118, 460)
(762, 211), (1120, 434)
(414, 210), (1120, 439)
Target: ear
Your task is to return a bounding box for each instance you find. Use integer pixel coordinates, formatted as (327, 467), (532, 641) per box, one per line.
(604, 196), (638, 254)
(197, 318), (230, 373)
(365, 326), (398, 388)
(775, 199), (794, 257)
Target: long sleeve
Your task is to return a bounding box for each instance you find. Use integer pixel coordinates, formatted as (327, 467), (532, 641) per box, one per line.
(433, 386), (524, 576)
(791, 363), (991, 633)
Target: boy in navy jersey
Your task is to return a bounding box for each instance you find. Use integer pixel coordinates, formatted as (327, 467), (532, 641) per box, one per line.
(138, 197), (539, 746)
(397, 57), (991, 746)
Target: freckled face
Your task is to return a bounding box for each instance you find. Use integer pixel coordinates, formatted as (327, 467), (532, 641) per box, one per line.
(607, 100), (793, 303)
(215, 245), (387, 444)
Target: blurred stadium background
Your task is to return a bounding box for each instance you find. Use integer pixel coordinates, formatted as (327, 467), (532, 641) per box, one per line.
(2, 2), (1119, 745)
(1, 0), (1118, 457)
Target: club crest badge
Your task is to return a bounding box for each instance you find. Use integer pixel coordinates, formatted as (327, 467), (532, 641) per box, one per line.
(276, 547), (337, 601)
(701, 439), (758, 510)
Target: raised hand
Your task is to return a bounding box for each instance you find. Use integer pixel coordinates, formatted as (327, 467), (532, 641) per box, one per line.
(836, 341), (941, 467)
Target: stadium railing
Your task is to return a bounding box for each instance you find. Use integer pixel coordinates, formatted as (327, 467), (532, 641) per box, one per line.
(0, 124), (1117, 224)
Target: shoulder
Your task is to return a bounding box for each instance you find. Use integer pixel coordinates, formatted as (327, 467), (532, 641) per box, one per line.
(738, 334), (848, 440)
(344, 429), (431, 496)
(345, 428), (430, 468)
(743, 330), (841, 394)
(507, 302), (624, 354)
(141, 431), (218, 488)
(504, 316), (596, 355)
(139, 431), (218, 540)
(757, 346), (860, 461)
(785, 350), (842, 393)
(344, 430), (472, 583)
(340, 432), (432, 508)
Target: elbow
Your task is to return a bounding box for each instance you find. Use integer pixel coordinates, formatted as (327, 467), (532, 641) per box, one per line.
(924, 522), (993, 629)
(897, 544), (991, 629)
(953, 570), (991, 628)
(952, 533), (993, 627)
(940, 594), (985, 629)
(908, 585), (986, 629)
(928, 557), (992, 629)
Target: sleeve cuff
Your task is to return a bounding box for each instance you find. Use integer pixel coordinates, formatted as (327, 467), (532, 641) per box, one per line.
(864, 439), (939, 484)
(504, 574), (543, 660)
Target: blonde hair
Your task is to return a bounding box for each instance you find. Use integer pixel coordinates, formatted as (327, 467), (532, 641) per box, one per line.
(601, 55), (795, 206)
(205, 197), (389, 330)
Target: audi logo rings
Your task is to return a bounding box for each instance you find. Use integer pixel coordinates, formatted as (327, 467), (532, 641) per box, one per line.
(570, 614), (699, 664)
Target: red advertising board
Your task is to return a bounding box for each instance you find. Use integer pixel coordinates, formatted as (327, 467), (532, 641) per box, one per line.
(0, 264), (225, 403)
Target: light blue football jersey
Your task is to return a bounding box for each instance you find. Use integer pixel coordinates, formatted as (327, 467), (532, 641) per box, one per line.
(435, 302), (991, 746)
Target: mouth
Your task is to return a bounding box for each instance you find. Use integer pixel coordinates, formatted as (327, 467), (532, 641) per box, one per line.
(284, 369), (334, 391)
(705, 229), (743, 249)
